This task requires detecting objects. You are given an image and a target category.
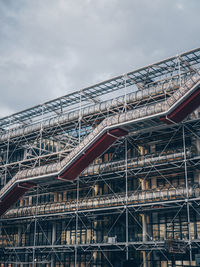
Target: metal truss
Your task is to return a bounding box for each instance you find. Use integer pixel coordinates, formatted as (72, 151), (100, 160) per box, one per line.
(0, 47), (199, 131)
(1, 48), (200, 266)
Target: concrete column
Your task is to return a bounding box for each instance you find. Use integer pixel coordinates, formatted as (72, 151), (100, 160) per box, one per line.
(93, 221), (97, 243)
(17, 225), (22, 246)
(194, 170), (200, 184)
(194, 109), (200, 120)
(142, 251), (148, 267)
(54, 192), (58, 202)
(52, 222), (56, 244)
(0, 223), (2, 247)
(93, 251), (97, 265)
(151, 177), (157, 189)
(142, 214), (147, 267)
(61, 221), (65, 245)
(142, 214), (147, 242)
(140, 178), (146, 190)
(161, 261), (167, 267)
(194, 170), (200, 200)
(141, 213), (150, 267)
(193, 136), (200, 155)
(94, 184), (99, 196)
(23, 147), (28, 160)
(195, 137), (200, 155)
(51, 222), (56, 267)
(51, 255), (54, 267)
(25, 254), (28, 267)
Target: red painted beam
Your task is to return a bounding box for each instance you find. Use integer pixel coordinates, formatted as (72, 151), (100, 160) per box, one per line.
(0, 182), (35, 216)
(160, 86), (200, 124)
(0, 128), (127, 216)
(60, 128), (128, 181)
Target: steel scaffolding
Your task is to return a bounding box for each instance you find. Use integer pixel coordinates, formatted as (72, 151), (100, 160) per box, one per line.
(0, 48), (200, 266)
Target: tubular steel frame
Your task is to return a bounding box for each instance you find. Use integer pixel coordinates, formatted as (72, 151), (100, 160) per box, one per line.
(0, 48), (200, 266)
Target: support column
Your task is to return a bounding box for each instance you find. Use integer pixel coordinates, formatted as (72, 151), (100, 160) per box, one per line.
(17, 225), (22, 246)
(141, 214), (148, 267)
(51, 222), (56, 267)
(125, 138), (129, 261)
(140, 178), (147, 191)
(194, 170), (200, 186)
(75, 178), (80, 267)
(140, 179), (149, 267)
(161, 261), (167, 267)
(0, 223), (2, 251)
(192, 135), (200, 155)
(183, 126), (193, 266)
(151, 177), (157, 189)
(94, 184), (99, 196)
(196, 138), (200, 155)
(142, 214), (147, 242)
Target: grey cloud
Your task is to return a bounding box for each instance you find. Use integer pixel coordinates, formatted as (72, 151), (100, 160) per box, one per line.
(0, 0), (200, 115)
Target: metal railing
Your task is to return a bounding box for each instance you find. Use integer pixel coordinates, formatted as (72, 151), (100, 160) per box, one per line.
(1, 72), (200, 204)
(5, 184), (200, 219)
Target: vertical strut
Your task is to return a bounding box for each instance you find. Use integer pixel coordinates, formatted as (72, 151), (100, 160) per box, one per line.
(125, 138), (129, 261)
(75, 90), (82, 266)
(32, 186), (39, 266)
(4, 118), (11, 186)
(183, 125), (192, 265)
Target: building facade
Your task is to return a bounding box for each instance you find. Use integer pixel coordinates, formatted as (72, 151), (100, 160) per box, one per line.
(0, 48), (200, 266)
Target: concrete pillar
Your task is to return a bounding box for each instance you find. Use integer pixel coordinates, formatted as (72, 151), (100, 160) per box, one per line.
(140, 178), (146, 190)
(51, 255), (54, 267)
(161, 261), (167, 267)
(142, 214), (147, 242)
(194, 170), (200, 184)
(23, 147), (28, 159)
(193, 136), (200, 155)
(194, 109), (200, 120)
(142, 251), (148, 267)
(196, 138), (200, 155)
(151, 177), (157, 189)
(63, 191), (67, 201)
(51, 222), (56, 267)
(142, 214), (147, 267)
(94, 184), (99, 196)
(194, 170), (200, 199)
(0, 223), (2, 247)
(56, 141), (61, 152)
(61, 221), (65, 245)
(141, 214), (150, 267)
(93, 251), (97, 265)
(17, 225), (22, 246)
(52, 222), (56, 244)
(25, 254), (28, 267)
(93, 221), (97, 243)
(54, 192), (58, 202)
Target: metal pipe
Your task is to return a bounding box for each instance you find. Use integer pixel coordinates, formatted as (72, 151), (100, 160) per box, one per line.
(0, 73), (200, 202)
(4, 185), (194, 219)
(0, 79), (180, 143)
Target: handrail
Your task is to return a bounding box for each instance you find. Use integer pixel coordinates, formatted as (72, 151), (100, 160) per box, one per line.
(5, 185), (198, 219)
(5, 73), (200, 185)
(0, 79), (179, 143)
(0, 72), (200, 216)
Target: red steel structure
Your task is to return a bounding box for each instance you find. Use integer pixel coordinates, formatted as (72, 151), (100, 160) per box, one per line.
(60, 128), (128, 181)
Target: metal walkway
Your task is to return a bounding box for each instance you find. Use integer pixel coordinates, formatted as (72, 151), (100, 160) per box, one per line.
(0, 69), (200, 217)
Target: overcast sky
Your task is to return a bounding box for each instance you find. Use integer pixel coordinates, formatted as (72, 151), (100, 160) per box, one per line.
(0, 0), (200, 117)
